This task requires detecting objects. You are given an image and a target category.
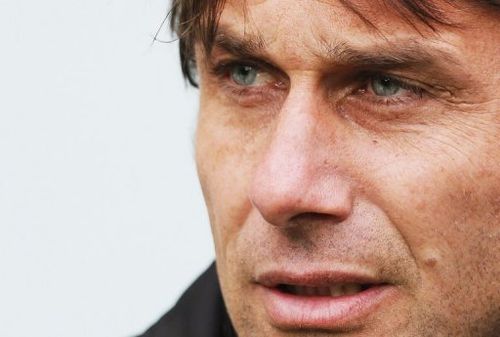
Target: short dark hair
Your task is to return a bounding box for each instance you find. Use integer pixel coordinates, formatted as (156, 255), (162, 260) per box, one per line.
(167, 0), (499, 87)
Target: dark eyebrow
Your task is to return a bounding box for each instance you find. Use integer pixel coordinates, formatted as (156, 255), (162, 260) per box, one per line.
(211, 26), (267, 60)
(209, 26), (465, 85)
(319, 39), (460, 69)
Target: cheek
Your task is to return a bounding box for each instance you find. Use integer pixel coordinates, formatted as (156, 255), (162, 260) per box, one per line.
(360, 126), (500, 314)
(195, 100), (271, 261)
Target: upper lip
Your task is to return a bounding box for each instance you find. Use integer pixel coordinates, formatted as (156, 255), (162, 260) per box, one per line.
(255, 269), (385, 288)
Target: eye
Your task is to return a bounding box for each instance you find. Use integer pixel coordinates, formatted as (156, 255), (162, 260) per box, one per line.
(370, 75), (404, 97)
(209, 59), (288, 106)
(229, 64), (275, 87)
(348, 73), (425, 112)
(231, 65), (258, 86)
(357, 73), (424, 104)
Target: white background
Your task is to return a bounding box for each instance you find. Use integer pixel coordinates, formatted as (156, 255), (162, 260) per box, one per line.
(0, 0), (215, 336)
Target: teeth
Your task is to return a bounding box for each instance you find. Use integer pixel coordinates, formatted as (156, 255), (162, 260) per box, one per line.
(317, 287), (330, 296)
(329, 285), (344, 297)
(286, 284), (364, 297)
(343, 283), (362, 295)
(305, 286), (316, 296)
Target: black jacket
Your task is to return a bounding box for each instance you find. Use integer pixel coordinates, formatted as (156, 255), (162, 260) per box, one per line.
(138, 263), (236, 337)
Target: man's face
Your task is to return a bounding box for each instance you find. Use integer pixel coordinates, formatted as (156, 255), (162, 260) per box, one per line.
(194, 0), (500, 336)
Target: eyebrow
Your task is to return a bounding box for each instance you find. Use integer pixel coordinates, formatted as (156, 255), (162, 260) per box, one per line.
(319, 39), (460, 69)
(210, 26), (461, 71)
(212, 27), (267, 61)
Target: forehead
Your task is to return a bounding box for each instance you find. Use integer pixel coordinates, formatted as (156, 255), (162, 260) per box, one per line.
(220, 0), (448, 34)
(215, 0), (498, 42)
(219, 1), (445, 49)
(221, 0), (372, 43)
(213, 0), (462, 70)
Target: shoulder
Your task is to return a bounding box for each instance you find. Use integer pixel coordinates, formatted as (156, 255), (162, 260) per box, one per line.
(137, 263), (235, 337)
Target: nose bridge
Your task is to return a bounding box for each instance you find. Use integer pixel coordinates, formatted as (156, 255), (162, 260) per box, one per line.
(263, 90), (317, 186)
(249, 85), (353, 227)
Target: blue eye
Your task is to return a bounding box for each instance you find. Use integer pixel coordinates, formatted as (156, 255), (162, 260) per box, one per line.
(230, 65), (258, 86)
(371, 76), (402, 96)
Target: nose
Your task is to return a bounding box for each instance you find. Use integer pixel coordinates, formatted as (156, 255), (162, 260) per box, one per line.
(249, 86), (354, 227)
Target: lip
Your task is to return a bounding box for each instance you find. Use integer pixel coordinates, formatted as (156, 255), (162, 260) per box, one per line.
(255, 269), (398, 331)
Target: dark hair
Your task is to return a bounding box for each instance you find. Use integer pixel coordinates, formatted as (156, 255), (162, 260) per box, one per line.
(167, 0), (498, 86)
(168, 0), (227, 86)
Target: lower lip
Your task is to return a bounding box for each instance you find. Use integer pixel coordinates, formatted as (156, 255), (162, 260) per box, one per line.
(258, 284), (397, 330)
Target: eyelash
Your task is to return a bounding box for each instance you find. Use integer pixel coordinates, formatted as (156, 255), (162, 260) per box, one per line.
(209, 60), (426, 106)
(210, 60), (281, 96)
(356, 73), (425, 104)
(210, 60), (258, 80)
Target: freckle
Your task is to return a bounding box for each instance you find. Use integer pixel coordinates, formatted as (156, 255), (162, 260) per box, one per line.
(372, 140), (378, 144)
(425, 258), (437, 268)
(424, 257), (438, 268)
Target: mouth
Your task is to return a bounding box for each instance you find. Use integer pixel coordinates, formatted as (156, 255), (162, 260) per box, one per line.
(255, 270), (398, 330)
(276, 283), (373, 297)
